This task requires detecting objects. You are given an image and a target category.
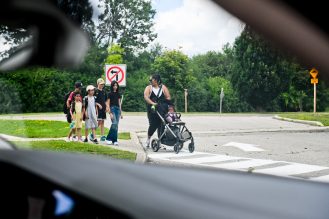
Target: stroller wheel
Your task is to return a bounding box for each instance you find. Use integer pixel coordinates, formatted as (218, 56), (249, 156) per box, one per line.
(188, 142), (195, 153)
(151, 139), (160, 152)
(174, 143), (180, 154)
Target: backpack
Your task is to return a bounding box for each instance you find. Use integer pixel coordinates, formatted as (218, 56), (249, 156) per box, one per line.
(63, 91), (74, 114)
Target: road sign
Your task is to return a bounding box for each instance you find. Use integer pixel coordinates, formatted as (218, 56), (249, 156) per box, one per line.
(105, 64), (126, 87)
(310, 68), (318, 79)
(311, 78), (318, 84)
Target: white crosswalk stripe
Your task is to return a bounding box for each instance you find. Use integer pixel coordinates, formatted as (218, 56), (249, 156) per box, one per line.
(147, 150), (329, 181)
(254, 163), (328, 176)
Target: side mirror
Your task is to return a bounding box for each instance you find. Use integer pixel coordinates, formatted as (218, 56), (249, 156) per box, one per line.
(0, 0), (89, 71)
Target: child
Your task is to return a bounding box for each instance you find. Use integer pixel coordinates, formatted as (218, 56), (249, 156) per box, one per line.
(83, 85), (99, 144)
(67, 92), (83, 142)
(95, 78), (107, 141)
(165, 105), (179, 124)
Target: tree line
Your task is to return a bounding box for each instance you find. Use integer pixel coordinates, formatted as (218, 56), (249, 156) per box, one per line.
(1, 1), (328, 113)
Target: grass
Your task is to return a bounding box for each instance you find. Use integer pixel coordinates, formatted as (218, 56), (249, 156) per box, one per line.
(0, 119), (131, 139)
(278, 112), (329, 126)
(14, 140), (136, 161)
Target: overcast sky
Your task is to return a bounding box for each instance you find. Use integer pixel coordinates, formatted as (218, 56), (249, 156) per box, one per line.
(1, 0), (244, 57)
(151, 0), (244, 56)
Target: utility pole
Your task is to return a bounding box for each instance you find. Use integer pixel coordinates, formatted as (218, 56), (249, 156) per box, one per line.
(184, 89), (188, 113)
(220, 88), (224, 114)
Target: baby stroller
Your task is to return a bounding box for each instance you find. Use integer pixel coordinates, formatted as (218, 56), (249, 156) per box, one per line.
(151, 110), (195, 154)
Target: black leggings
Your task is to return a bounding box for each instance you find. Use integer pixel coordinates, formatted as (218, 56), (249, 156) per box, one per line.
(147, 111), (162, 137)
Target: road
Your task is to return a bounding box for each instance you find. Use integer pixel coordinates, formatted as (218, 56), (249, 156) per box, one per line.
(2, 113), (329, 182)
(128, 114), (329, 183)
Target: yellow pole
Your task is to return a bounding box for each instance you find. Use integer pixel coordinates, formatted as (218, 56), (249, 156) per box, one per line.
(314, 83), (317, 114)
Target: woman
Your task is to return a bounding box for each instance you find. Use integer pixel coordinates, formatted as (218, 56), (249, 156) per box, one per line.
(143, 74), (171, 147)
(105, 81), (123, 146)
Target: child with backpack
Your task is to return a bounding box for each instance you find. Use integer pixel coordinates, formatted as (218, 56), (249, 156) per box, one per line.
(64, 82), (83, 141)
(66, 92), (83, 142)
(83, 85), (100, 144)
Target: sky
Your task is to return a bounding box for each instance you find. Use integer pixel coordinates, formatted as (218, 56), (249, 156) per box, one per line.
(1, 0), (244, 58)
(151, 0), (244, 56)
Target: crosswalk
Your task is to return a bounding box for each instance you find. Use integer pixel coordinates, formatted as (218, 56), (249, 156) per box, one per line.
(147, 149), (329, 183)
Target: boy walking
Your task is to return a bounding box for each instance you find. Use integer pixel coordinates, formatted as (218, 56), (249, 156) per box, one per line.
(95, 78), (107, 141)
(84, 85), (99, 144)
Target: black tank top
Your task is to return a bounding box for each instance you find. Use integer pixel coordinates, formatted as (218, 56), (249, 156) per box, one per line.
(147, 85), (165, 112)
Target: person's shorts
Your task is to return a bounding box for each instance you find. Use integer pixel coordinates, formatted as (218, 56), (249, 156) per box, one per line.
(98, 108), (106, 120)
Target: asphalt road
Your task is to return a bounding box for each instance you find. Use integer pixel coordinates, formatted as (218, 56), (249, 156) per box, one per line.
(2, 113), (329, 182)
(131, 114), (329, 182)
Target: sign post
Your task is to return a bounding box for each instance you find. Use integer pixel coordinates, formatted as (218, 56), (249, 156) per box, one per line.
(184, 89), (188, 113)
(310, 68), (318, 114)
(220, 88), (224, 114)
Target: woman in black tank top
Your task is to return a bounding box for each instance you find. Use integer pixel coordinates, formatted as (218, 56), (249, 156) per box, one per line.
(143, 74), (171, 147)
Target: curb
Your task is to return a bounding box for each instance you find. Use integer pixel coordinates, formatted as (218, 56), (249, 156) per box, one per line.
(273, 115), (324, 127)
(130, 131), (147, 164)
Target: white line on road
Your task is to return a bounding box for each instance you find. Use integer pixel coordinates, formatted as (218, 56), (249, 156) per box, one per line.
(211, 159), (277, 169)
(147, 150), (205, 160)
(222, 142), (265, 152)
(173, 155), (241, 164)
(254, 163), (328, 176)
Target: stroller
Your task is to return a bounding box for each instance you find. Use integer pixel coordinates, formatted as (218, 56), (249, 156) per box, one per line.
(151, 109), (195, 154)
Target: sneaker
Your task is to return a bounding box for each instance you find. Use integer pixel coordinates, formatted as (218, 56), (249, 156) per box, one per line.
(145, 138), (150, 148)
(83, 138), (88, 143)
(106, 140), (113, 145)
(100, 136), (106, 141)
(92, 139), (99, 144)
(113, 142), (119, 146)
(89, 133), (94, 141)
(72, 136), (77, 141)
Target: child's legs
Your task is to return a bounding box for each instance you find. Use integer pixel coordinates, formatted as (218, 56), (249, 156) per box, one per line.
(85, 129), (89, 138)
(91, 128), (96, 139)
(77, 128), (82, 140)
(98, 120), (104, 136)
(68, 129), (73, 138)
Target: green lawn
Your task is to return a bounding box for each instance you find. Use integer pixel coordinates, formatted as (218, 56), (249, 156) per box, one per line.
(0, 119), (131, 139)
(278, 113), (329, 126)
(14, 140), (136, 161)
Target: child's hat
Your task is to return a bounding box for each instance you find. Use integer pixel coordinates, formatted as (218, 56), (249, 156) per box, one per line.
(86, 85), (95, 92)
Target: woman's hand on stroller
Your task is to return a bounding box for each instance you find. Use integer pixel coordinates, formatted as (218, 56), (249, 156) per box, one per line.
(151, 103), (158, 112)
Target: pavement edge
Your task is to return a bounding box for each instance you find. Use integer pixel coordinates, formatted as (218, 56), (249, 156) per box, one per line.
(273, 115), (324, 127)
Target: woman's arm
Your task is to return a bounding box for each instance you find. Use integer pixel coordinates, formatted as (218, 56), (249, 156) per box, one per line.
(106, 98), (111, 113)
(144, 85), (157, 105)
(162, 85), (171, 100)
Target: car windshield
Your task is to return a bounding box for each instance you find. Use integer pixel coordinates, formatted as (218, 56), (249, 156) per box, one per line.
(1, 0), (329, 185)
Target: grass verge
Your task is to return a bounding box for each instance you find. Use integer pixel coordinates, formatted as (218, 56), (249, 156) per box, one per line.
(278, 113), (329, 126)
(14, 140), (136, 161)
(0, 120), (130, 139)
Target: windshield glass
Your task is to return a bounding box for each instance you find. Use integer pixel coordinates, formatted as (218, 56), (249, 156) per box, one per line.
(1, 0), (329, 184)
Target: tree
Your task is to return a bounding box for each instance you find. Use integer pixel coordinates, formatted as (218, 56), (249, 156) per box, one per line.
(105, 44), (125, 64)
(152, 50), (192, 109)
(0, 0), (94, 59)
(97, 0), (157, 51)
(231, 26), (294, 111)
